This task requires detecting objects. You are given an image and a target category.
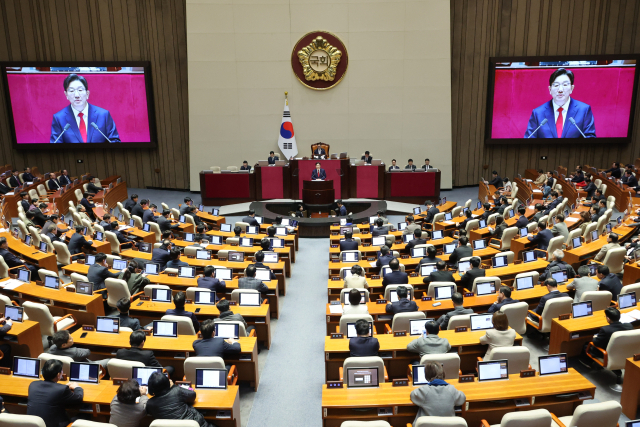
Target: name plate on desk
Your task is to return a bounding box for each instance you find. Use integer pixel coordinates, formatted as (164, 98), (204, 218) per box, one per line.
(167, 272), (177, 277)
(65, 286), (75, 292)
(410, 273), (418, 277)
(464, 292), (474, 298)
(332, 260), (340, 263)
(392, 378), (408, 387)
(185, 299), (192, 304)
(228, 301), (237, 306)
(394, 331), (407, 337)
(401, 255), (409, 259)
(76, 260), (85, 264)
(634, 353), (640, 361)
(330, 245), (338, 248)
(186, 255), (195, 259)
(218, 258), (226, 262)
(330, 333), (344, 339)
(327, 381), (343, 388)
(559, 313), (571, 320)
(143, 329), (152, 336)
(367, 257), (375, 261)
(361, 230), (369, 235)
(377, 299), (387, 304)
(113, 378), (128, 385)
(140, 296), (150, 301)
(520, 369), (536, 378)
(422, 296), (432, 301)
(455, 327), (468, 333)
(0, 367), (11, 375)
(372, 275), (380, 280)
(458, 374), (474, 383)
(363, 243), (371, 247)
(331, 277), (340, 281)
(229, 243), (238, 247)
(82, 325), (95, 331)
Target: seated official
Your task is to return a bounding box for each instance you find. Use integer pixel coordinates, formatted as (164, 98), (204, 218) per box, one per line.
(405, 158), (416, 170)
(388, 158), (400, 171)
(361, 151), (373, 164)
(422, 158), (435, 170)
(487, 286), (520, 314)
(260, 236), (273, 252)
(242, 209), (260, 227)
(488, 215), (507, 239)
(109, 379), (149, 427)
(583, 177), (597, 199)
(527, 221), (553, 250)
(116, 297), (142, 330)
(423, 260), (455, 284)
(313, 145), (326, 159)
(349, 319), (379, 357)
(0, 180), (10, 195)
(410, 362), (466, 420)
(110, 221), (134, 249)
(152, 240), (172, 271)
(180, 197), (194, 215)
(529, 278), (569, 320)
(344, 265), (368, 290)
(584, 189), (605, 207)
(214, 300), (255, 334)
(336, 199), (347, 216)
(252, 250), (277, 281)
(240, 160), (251, 171)
(458, 209), (473, 231)
(157, 210), (179, 233)
(540, 249), (576, 281)
(448, 236), (472, 266)
(375, 210), (388, 224)
(479, 311), (516, 359)
(99, 213), (113, 230)
(118, 260), (149, 295)
(311, 162), (327, 180)
(340, 230), (358, 251)
(404, 215), (421, 235)
(188, 206), (208, 230)
(624, 170), (639, 188)
(550, 214), (569, 242)
(424, 201), (440, 224)
(47, 173), (61, 191)
(436, 292), (474, 329)
(567, 265), (599, 303)
(382, 258), (408, 287)
(0, 316), (11, 368)
(27, 359), (84, 427)
(385, 285), (417, 316)
(76, 204), (93, 224)
(117, 331), (174, 376)
(20, 192), (31, 212)
(405, 229), (427, 251)
(535, 169), (547, 186)
(165, 248), (188, 270)
(197, 265), (226, 294)
(146, 372), (213, 427)
(487, 170), (502, 187)
(24, 211), (37, 230)
(238, 265), (270, 299)
(343, 288), (369, 314)
(86, 177), (102, 195)
(166, 292), (200, 333)
(460, 256), (485, 290)
(49, 330), (109, 370)
(407, 320), (450, 357)
(530, 203), (545, 224)
(131, 199), (146, 219)
(124, 194), (138, 213)
(480, 203), (494, 221)
(88, 252), (120, 294)
(294, 203), (305, 217)
(42, 215), (59, 237)
(376, 245), (395, 269)
(68, 226), (95, 256)
(44, 224), (63, 243)
(594, 232), (621, 262)
(22, 167), (35, 182)
(371, 218), (388, 237)
(192, 319), (241, 361)
(415, 245), (442, 273)
(58, 169), (72, 186)
(581, 307), (632, 365)
(596, 264), (623, 300)
(268, 150), (279, 164)
(514, 206), (528, 229)
(143, 203), (158, 224)
(80, 192), (97, 221)
(187, 233), (207, 249)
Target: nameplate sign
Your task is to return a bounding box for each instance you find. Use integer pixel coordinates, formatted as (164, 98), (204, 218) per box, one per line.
(367, 257), (375, 261)
(455, 327), (468, 333)
(520, 369), (536, 378)
(167, 272), (177, 277)
(112, 378), (128, 385)
(82, 325), (95, 331)
(372, 275), (380, 280)
(327, 381), (343, 388)
(363, 243), (371, 247)
(330, 333), (344, 339)
(376, 299), (387, 304)
(228, 301), (237, 306)
(559, 313), (571, 320)
(634, 353), (640, 361)
(331, 277), (340, 281)
(410, 273), (418, 277)
(464, 292), (474, 298)
(140, 296), (151, 301)
(459, 374), (474, 383)
(392, 379), (408, 387)
(422, 296), (432, 301)
(0, 367), (10, 376)
(401, 255), (409, 259)
(394, 331), (407, 337)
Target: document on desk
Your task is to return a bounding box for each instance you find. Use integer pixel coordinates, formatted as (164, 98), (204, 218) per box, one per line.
(118, 225), (131, 231)
(444, 221), (455, 225)
(620, 309), (640, 323)
(565, 217), (579, 222)
(0, 280), (24, 290)
(329, 304), (343, 314)
(369, 261), (377, 268)
(78, 364), (90, 381)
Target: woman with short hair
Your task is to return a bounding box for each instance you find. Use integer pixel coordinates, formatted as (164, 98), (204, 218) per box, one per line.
(479, 311), (516, 359)
(410, 361), (466, 423)
(109, 379), (149, 427)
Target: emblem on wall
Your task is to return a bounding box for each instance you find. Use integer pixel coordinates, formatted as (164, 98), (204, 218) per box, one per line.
(291, 31), (348, 91)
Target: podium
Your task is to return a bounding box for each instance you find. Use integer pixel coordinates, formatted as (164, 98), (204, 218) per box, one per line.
(302, 180), (335, 207)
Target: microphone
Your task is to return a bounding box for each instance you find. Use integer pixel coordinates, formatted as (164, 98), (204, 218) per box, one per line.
(90, 122), (113, 143)
(527, 118), (548, 138)
(52, 123), (71, 144)
(568, 117), (587, 138)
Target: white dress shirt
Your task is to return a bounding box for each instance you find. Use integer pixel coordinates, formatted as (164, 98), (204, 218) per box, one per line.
(552, 97), (570, 131)
(72, 104), (89, 133)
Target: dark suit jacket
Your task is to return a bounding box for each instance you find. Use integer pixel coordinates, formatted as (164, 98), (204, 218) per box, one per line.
(197, 276), (226, 294)
(0, 182), (10, 194)
(124, 199), (137, 213)
(406, 238), (427, 251)
(48, 178), (61, 191)
(599, 273), (623, 300)
(87, 263), (119, 291)
(424, 206), (440, 224)
(80, 198), (96, 220)
(425, 270), (455, 284)
(152, 247), (172, 270)
(0, 248), (25, 269)
(192, 337), (241, 358)
(118, 313), (141, 330)
(242, 216), (260, 226)
(313, 148), (326, 157)
(382, 270), (409, 286)
(32, 209), (50, 228)
(532, 290), (570, 316)
(388, 165), (400, 171)
(311, 168), (327, 180)
(131, 204), (145, 219)
(157, 216), (178, 232)
(268, 156), (279, 164)
(449, 245), (473, 266)
(487, 297), (520, 314)
(372, 226), (389, 237)
(9, 175), (20, 187)
(460, 267), (485, 290)
(68, 233), (93, 255)
(349, 336), (380, 357)
(515, 216), (529, 229)
(50, 104), (120, 143)
(376, 253), (396, 269)
(528, 229), (554, 250)
(404, 164), (416, 170)
(385, 298), (418, 315)
(338, 205), (347, 216)
(361, 155), (373, 163)
(488, 176), (502, 187)
(58, 174), (72, 185)
(114, 230), (133, 244)
(627, 176), (639, 188)
(142, 209), (156, 223)
(594, 321), (633, 349)
(165, 308), (200, 333)
(584, 182), (597, 198)
(86, 182), (101, 194)
(27, 380), (84, 427)
(339, 239), (358, 251)
(414, 256), (442, 272)
(116, 347), (162, 367)
(240, 165), (251, 171)
(524, 99), (595, 138)
(23, 172), (35, 182)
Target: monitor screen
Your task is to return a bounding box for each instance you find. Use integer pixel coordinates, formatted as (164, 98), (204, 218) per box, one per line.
(413, 207), (421, 215)
(572, 301), (593, 318)
(477, 360), (509, 381)
(515, 276), (534, 290)
(13, 356), (40, 378)
(551, 270), (568, 284)
(478, 219), (487, 228)
(76, 281), (93, 295)
(444, 243), (456, 254)
(212, 208), (220, 216)
(246, 226), (259, 235)
(139, 243), (152, 253)
(195, 368), (227, 390)
(381, 267), (392, 277)
(342, 252), (359, 262)
(538, 354), (568, 376)
(239, 292), (261, 306)
(132, 366), (163, 386)
(17, 269), (30, 283)
(476, 282), (496, 296)
(346, 367), (379, 388)
(435, 285), (454, 300)
(420, 264), (437, 277)
(519, 227), (528, 238)
(151, 288), (171, 302)
(626, 421), (640, 427)
(572, 236), (582, 248)
(398, 222), (407, 230)
(619, 292), (637, 309)
(24, 235), (32, 246)
(444, 212), (453, 221)
(209, 235), (223, 245)
(389, 290), (399, 302)
(372, 236), (386, 246)
(412, 365), (428, 385)
(343, 291), (366, 305)
(606, 223), (612, 233)
(196, 250), (211, 260)
(339, 226), (352, 235)
(4, 306), (23, 322)
(220, 224), (232, 232)
(281, 218), (290, 226)
(458, 261), (472, 274)
(184, 233), (194, 242)
(194, 290), (216, 305)
(239, 238), (253, 247)
(153, 321), (178, 338)
(522, 250), (536, 263)
(179, 215), (186, 223)
(44, 275), (60, 290)
(39, 241), (48, 253)
(473, 239), (486, 250)
(145, 263), (159, 275)
(342, 269), (353, 278)
(96, 316), (119, 333)
(432, 230), (443, 240)
(492, 255), (507, 268)
(470, 314), (494, 331)
(409, 319), (433, 336)
(255, 216), (263, 224)
(228, 252), (244, 262)
(369, 216), (378, 224)
(271, 238), (284, 248)
(179, 267), (196, 278)
(215, 323), (239, 339)
(112, 259), (128, 271)
(591, 230), (599, 242)
(94, 231), (103, 241)
(214, 268), (232, 281)
(477, 201), (483, 210)
(255, 269), (271, 281)
(275, 227), (287, 236)
(346, 322), (372, 338)
(263, 252), (278, 263)
(142, 223), (150, 232)
(69, 362), (100, 384)
(411, 247), (426, 258)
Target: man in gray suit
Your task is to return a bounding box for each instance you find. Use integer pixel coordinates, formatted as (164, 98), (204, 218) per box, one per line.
(550, 214), (569, 243)
(48, 330), (109, 369)
(214, 299), (255, 334)
(375, 210), (389, 225)
(406, 321), (451, 357)
(539, 249), (576, 281)
(239, 265), (270, 299)
(436, 292), (474, 329)
(594, 232), (620, 262)
(567, 265), (599, 303)
(371, 218), (389, 237)
(403, 215), (421, 236)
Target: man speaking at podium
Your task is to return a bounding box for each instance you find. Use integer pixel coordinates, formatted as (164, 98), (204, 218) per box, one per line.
(311, 162), (326, 180)
(524, 68), (596, 139)
(50, 74), (120, 143)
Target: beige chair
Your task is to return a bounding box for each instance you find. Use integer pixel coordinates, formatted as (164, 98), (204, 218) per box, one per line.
(148, 222), (162, 242)
(338, 314), (374, 334)
(132, 215), (143, 229)
(28, 226), (42, 247)
(184, 214), (196, 228)
(23, 301), (76, 342)
(37, 184), (49, 200)
(340, 422), (391, 427)
(161, 203), (170, 211)
(81, 219), (94, 236)
(185, 287), (205, 301)
(37, 268), (59, 283)
(465, 219), (479, 233)
(38, 353), (74, 376)
(28, 189), (39, 202)
(582, 222), (597, 239)
(17, 220), (29, 239)
(40, 234), (55, 253)
(70, 421), (118, 427)
(579, 290), (612, 312)
(419, 353), (461, 380)
(386, 311), (426, 334)
(567, 228), (582, 246)
(183, 356), (237, 385)
(550, 401), (621, 427)
(586, 330), (640, 391)
(107, 359), (144, 379)
(105, 254), (121, 267)
(464, 199), (472, 209)
(230, 289), (264, 305)
(105, 278), (140, 308)
(541, 236), (564, 260)
(74, 188), (83, 203)
(226, 166), (238, 172)
(121, 208), (132, 223)
(620, 282), (640, 296)
(0, 257), (14, 279)
(500, 302), (529, 335)
(527, 222), (538, 233)
(0, 294), (16, 314)
(481, 409), (551, 427)
(144, 284), (171, 297)
(490, 227), (517, 250)
(184, 246), (200, 257)
(526, 297), (573, 333)
(414, 417), (467, 427)
(339, 356), (387, 382)
(339, 288), (370, 304)
(70, 272), (89, 285)
(427, 282), (456, 298)
(383, 284), (414, 301)
(483, 346), (531, 373)
(600, 246), (626, 275)
(171, 208), (180, 220)
(150, 421), (200, 427)
(235, 221), (250, 232)
(470, 276), (501, 294)
(162, 315), (196, 335)
(451, 206), (462, 218)
(210, 166), (221, 173)
(0, 413), (47, 427)
(105, 231), (125, 254)
(447, 314), (472, 330)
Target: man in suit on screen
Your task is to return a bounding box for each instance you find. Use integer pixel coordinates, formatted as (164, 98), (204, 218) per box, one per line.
(524, 68), (596, 139)
(50, 74), (120, 143)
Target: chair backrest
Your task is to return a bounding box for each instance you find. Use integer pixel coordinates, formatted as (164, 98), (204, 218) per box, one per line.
(606, 330), (640, 370)
(486, 346), (530, 373)
(427, 282), (456, 298)
(500, 302), (529, 335)
(105, 278), (132, 308)
(37, 184), (47, 197)
(527, 222), (538, 232)
(414, 417), (467, 427)
(465, 219), (479, 232)
(432, 212), (445, 224)
(74, 188), (83, 202)
(28, 226), (42, 247)
(37, 268), (58, 283)
(121, 208), (132, 223)
(94, 223), (105, 233)
(582, 222), (597, 238)
(184, 246), (200, 257)
(464, 199), (472, 209)
(340, 250), (362, 260)
(340, 288), (370, 304)
(81, 219), (94, 236)
(183, 356), (226, 384)
(545, 236), (564, 259)
(496, 251), (514, 264)
(539, 297), (573, 332)
(70, 273), (89, 285)
(419, 353), (461, 380)
(0, 295), (13, 314)
(210, 166), (221, 173)
(338, 314), (374, 334)
(53, 241), (72, 265)
(496, 409), (551, 427)
(0, 413), (47, 427)
(0, 257), (9, 279)
(487, 213), (498, 225)
(342, 356), (385, 383)
(602, 246), (626, 274)
(226, 166), (238, 172)
(161, 315), (196, 335)
(116, 201), (125, 214)
(132, 215), (143, 229)
(39, 233), (55, 254)
(498, 227), (518, 250)
(107, 358), (145, 379)
(565, 400), (621, 427)
(596, 215), (608, 235)
(38, 353), (74, 376)
(567, 228), (581, 245)
(70, 420), (118, 427)
(185, 287), (205, 301)
(17, 220), (29, 239)
(148, 222), (162, 242)
(22, 301), (55, 336)
(144, 284), (171, 297)
(451, 206), (462, 217)
(184, 214), (196, 226)
(471, 276), (501, 294)
(28, 189), (39, 201)
(447, 314), (472, 330)
(235, 221), (250, 232)
(621, 282), (640, 297)
(171, 208), (180, 220)
(230, 289), (260, 303)
(390, 311), (426, 332)
(105, 254), (121, 267)
(104, 231), (121, 254)
(149, 420), (200, 427)
(383, 284), (414, 301)
(579, 290), (612, 312)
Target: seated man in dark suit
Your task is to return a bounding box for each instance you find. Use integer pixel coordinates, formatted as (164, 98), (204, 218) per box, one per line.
(66, 227), (94, 257)
(240, 160), (251, 171)
(487, 170), (502, 187)
(388, 159), (400, 171)
(58, 169), (72, 186)
(33, 203), (51, 228)
(151, 240), (172, 271)
(165, 292), (200, 333)
(214, 299), (255, 334)
(424, 201), (440, 224)
(131, 198), (146, 219)
(313, 146), (327, 159)
(415, 245), (442, 273)
(80, 192), (97, 221)
(405, 229), (427, 251)
(8, 170), (20, 187)
(252, 250), (277, 281)
(336, 200), (347, 216)
(22, 167), (35, 182)
(45, 224), (63, 243)
(242, 209), (260, 227)
(596, 264), (623, 300)
(581, 307), (633, 365)
(424, 260), (455, 284)
(542, 191), (561, 215)
(436, 292), (474, 329)
(458, 210), (473, 231)
(361, 151), (373, 164)
(349, 318), (379, 357)
(527, 221), (553, 250)
(583, 177), (597, 199)
(488, 215), (507, 239)
(381, 258), (408, 287)
(376, 245), (395, 270)
(116, 330), (174, 376)
(87, 252), (119, 294)
(86, 177), (102, 195)
(487, 286), (520, 313)
(124, 194), (138, 213)
(529, 278), (570, 320)
(143, 203), (157, 224)
(0, 180), (11, 195)
(460, 256), (485, 290)
(193, 319), (241, 364)
(116, 297), (141, 330)
(404, 159), (416, 170)
(529, 203), (546, 224)
(99, 213), (113, 230)
(448, 236), (472, 266)
(268, 151), (279, 164)
(625, 170), (639, 188)
(110, 221), (134, 250)
(48, 173), (61, 191)
(371, 218), (388, 237)
(514, 206), (529, 229)
(385, 285), (418, 316)
(179, 197), (194, 216)
(157, 210), (180, 233)
(339, 230), (358, 251)
(197, 265), (226, 294)
(238, 265), (270, 299)
(165, 248), (188, 270)
(27, 359), (84, 427)
(584, 189), (605, 207)
(20, 192), (31, 212)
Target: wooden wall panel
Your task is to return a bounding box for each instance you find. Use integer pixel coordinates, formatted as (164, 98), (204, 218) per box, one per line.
(0, 0), (189, 189)
(451, 0), (640, 187)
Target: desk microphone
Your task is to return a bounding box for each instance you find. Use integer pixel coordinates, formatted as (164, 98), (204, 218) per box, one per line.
(52, 123), (71, 144)
(568, 117), (587, 138)
(90, 122), (113, 143)
(527, 118), (548, 138)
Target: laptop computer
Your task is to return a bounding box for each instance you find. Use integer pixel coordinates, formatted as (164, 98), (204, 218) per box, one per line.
(239, 292), (261, 306)
(572, 301), (593, 318)
(76, 281), (93, 295)
(96, 316), (119, 333)
(196, 250), (211, 260)
(145, 263), (159, 275)
(411, 247), (426, 258)
(195, 368), (227, 390)
(152, 288), (172, 302)
(343, 291), (366, 305)
(255, 269), (272, 281)
(346, 322), (372, 338)
(132, 366), (163, 386)
(472, 239), (486, 250)
(220, 223), (232, 232)
(618, 292), (637, 310)
(434, 285), (455, 300)
(44, 275), (60, 290)
(551, 270), (568, 284)
(228, 252), (244, 262)
(571, 236), (582, 249)
(346, 367), (379, 388)
(184, 233), (194, 242)
(412, 364), (428, 385)
(246, 226), (259, 235)
(419, 264), (436, 276)
(514, 275), (534, 291)
(519, 227), (528, 238)
(194, 290), (216, 305)
(112, 259), (128, 271)
(538, 354), (568, 376)
(409, 319), (434, 336)
(444, 243), (457, 254)
(214, 268), (232, 280)
(179, 266), (196, 278)
(372, 236), (386, 246)
(477, 360), (509, 381)
(239, 238), (253, 247)
(342, 252), (359, 262)
(263, 252), (278, 263)
(432, 230), (444, 240)
(491, 255), (508, 268)
(457, 261), (472, 274)
(476, 281), (497, 296)
(209, 235), (223, 245)
(4, 306), (23, 322)
(215, 323), (240, 339)
(522, 250), (536, 263)
(470, 314), (494, 331)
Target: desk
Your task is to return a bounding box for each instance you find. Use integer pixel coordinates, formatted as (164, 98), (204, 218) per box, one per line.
(200, 172), (256, 206)
(324, 331), (523, 380)
(51, 179), (92, 215)
(290, 159), (350, 200)
(385, 171), (441, 204)
(95, 180), (128, 209)
(563, 222), (636, 268)
(63, 230), (112, 254)
(0, 319), (43, 358)
(623, 262), (640, 285)
(254, 164), (290, 200)
(321, 368), (595, 427)
(622, 357), (640, 418)
(0, 232), (58, 272)
(71, 330), (260, 391)
(206, 229), (297, 252)
(350, 165), (386, 199)
(0, 375), (241, 427)
(196, 211), (226, 227)
(478, 181), (497, 203)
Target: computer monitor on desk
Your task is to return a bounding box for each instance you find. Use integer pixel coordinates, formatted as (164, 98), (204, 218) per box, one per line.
(346, 367), (379, 388)
(195, 368), (227, 390)
(538, 354), (568, 376)
(12, 357), (40, 378)
(132, 367), (163, 386)
(477, 360), (509, 382)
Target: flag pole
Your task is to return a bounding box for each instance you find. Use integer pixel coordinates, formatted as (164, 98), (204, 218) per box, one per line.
(285, 91), (288, 106)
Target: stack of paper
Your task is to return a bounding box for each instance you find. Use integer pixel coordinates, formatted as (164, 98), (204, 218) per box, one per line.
(369, 261), (377, 268)
(444, 221), (455, 225)
(0, 279), (24, 290)
(329, 304), (343, 314)
(620, 309), (640, 323)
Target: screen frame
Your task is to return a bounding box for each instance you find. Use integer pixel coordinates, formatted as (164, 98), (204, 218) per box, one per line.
(484, 54), (640, 145)
(1, 61), (158, 150)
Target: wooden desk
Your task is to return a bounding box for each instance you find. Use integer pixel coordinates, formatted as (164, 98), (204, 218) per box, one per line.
(63, 230), (112, 254)
(130, 300), (272, 349)
(70, 330), (260, 391)
(51, 179), (91, 216)
(0, 319), (43, 358)
(206, 230), (297, 252)
(321, 368), (594, 427)
(622, 357), (640, 418)
(0, 232), (58, 272)
(624, 262), (640, 285)
(563, 222), (636, 269)
(384, 170), (441, 204)
(0, 375), (241, 427)
(95, 180), (128, 210)
(478, 181), (497, 202)
(196, 211), (226, 227)
(0, 279), (104, 325)
(324, 330), (523, 380)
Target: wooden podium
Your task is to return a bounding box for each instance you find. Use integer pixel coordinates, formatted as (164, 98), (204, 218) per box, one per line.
(302, 180), (335, 207)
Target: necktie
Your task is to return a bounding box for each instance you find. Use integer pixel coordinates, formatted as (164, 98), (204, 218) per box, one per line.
(78, 112), (87, 143)
(556, 107), (563, 138)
